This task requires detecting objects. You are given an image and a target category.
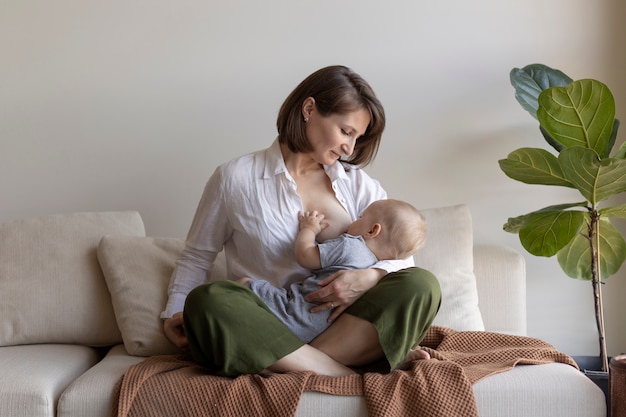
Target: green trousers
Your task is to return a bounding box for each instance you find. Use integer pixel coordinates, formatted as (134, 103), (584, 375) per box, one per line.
(183, 267), (441, 377)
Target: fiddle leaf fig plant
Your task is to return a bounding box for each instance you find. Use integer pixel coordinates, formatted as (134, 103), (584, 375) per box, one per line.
(500, 63), (625, 372)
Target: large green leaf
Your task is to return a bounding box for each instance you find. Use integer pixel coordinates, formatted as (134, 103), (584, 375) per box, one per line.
(499, 148), (574, 187)
(559, 147), (626, 204)
(504, 202), (588, 233)
(557, 218), (626, 280)
(510, 64), (573, 119)
(518, 210), (585, 257)
(537, 79), (615, 157)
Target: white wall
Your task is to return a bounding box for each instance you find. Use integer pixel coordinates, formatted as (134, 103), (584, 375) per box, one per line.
(2, 0), (625, 357)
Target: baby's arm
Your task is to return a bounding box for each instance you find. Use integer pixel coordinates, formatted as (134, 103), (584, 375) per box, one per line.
(295, 211), (327, 270)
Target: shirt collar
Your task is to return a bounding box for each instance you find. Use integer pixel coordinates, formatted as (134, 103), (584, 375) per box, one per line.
(263, 138), (288, 179)
(324, 160), (350, 182)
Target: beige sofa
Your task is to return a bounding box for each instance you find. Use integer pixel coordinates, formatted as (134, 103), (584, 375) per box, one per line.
(0, 205), (606, 417)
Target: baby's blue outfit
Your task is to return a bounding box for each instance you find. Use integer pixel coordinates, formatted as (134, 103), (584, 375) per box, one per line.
(246, 234), (377, 343)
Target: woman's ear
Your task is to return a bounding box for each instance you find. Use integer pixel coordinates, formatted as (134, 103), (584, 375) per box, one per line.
(302, 97), (316, 120)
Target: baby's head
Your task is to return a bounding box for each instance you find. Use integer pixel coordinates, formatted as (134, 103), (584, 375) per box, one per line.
(348, 199), (426, 260)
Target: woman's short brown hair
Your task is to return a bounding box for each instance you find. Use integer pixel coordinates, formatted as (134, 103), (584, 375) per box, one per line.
(277, 65), (385, 167)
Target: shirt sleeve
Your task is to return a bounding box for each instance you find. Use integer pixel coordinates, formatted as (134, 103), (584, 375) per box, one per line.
(371, 257), (415, 274)
(161, 166), (232, 318)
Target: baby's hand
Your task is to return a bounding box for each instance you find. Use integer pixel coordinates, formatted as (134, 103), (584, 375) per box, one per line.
(298, 211), (329, 235)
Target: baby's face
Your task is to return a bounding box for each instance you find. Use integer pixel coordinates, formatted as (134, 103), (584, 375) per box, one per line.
(347, 205), (378, 237)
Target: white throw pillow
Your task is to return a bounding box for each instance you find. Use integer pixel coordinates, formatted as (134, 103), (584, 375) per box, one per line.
(0, 211), (145, 346)
(98, 236), (185, 356)
(416, 204), (484, 331)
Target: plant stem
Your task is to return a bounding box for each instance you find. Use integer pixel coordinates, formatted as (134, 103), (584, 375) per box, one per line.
(589, 209), (609, 372)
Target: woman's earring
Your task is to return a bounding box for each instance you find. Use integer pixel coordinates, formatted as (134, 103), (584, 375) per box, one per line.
(304, 117), (309, 123)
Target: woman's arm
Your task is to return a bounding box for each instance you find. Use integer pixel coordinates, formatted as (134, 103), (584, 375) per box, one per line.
(162, 167), (231, 346)
(161, 246), (219, 318)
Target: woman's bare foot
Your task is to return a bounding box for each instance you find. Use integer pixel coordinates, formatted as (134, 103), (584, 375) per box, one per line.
(395, 347), (431, 370)
(266, 344), (356, 377)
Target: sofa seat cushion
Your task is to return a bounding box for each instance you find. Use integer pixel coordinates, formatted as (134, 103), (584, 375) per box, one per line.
(297, 364), (606, 417)
(473, 363), (606, 417)
(0, 211), (146, 346)
(297, 363), (606, 417)
(58, 345), (145, 417)
(0, 344), (101, 417)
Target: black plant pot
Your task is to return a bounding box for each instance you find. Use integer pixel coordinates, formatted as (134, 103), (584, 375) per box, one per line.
(572, 355), (609, 415)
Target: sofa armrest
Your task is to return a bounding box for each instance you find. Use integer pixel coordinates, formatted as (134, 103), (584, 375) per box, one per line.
(473, 244), (527, 336)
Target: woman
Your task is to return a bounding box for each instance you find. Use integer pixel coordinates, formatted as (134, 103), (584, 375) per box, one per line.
(161, 65), (441, 377)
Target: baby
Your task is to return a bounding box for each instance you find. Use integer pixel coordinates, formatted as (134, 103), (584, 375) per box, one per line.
(238, 199), (426, 344)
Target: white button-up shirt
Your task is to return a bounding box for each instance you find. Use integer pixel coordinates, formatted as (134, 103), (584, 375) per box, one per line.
(161, 140), (414, 318)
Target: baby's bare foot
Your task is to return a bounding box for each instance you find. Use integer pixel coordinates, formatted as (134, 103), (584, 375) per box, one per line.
(237, 277), (252, 285)
(395, 347), (431, 370)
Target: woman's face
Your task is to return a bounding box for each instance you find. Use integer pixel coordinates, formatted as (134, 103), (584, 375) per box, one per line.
(303, 98), (370, 166)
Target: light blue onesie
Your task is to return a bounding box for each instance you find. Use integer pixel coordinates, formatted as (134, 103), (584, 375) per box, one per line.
(246, 234), (378, 343)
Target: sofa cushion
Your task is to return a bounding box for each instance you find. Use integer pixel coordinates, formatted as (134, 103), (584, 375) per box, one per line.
(0, 211), (145, 346)
(58, 344), (145, 417)
(474, 245), (527, 335)
(473, 363), (606, 417)
(0, 344), (101, 417)
(98, 236), (186, 356)
(416, 204), (484, 331)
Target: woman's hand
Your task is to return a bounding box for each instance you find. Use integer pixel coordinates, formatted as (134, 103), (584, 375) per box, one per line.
(163, 312), (189, 352)
(305, 268), (386, 322)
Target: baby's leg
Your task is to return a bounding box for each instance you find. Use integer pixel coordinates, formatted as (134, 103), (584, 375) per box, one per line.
(236, 277), (252, 285)
(394, 347), (431, 371)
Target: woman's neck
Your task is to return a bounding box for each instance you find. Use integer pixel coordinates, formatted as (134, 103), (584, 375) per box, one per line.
(280, 143), (322, 177)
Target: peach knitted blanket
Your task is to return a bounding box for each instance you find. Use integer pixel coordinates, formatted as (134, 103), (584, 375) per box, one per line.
(113, 326), (577, 417)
